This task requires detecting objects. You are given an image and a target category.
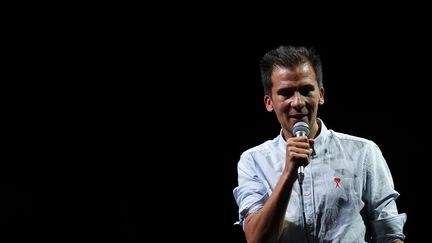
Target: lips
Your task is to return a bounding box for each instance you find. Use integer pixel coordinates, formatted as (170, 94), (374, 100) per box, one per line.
(288, 114), (307, 119)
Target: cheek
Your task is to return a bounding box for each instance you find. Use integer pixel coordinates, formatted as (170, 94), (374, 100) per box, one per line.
(305, 100), (320, 111)
(309, 97), (320, 106)
(278, 101), (291, 111)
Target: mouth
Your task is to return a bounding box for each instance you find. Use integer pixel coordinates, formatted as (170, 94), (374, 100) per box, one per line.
(288, 114), (308, 123)
(288, 114), (308, 119)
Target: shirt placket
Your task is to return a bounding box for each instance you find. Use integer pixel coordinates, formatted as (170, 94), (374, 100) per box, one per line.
(302, 169), (315, 237)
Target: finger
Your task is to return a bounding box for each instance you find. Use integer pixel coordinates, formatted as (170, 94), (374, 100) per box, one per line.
(287, 147), (311, 155)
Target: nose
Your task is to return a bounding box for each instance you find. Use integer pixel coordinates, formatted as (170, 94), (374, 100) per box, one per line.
(291, 91), (305, 108)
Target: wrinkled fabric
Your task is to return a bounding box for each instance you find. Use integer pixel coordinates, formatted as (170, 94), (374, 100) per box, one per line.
(233, 119), (406, 242)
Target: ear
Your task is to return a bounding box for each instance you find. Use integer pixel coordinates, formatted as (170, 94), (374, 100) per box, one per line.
(264, 95), (274, 112)
(319, 87), (325, 105)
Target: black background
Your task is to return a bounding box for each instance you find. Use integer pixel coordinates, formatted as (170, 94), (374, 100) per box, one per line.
(2, 6), (428, 241)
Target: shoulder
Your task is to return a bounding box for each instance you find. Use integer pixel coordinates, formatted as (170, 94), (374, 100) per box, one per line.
(240, 135), (281, 158)
(329, 130), (379, 150)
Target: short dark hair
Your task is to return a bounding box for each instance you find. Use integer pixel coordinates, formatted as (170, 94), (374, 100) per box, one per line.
(259, 45), (323, 96)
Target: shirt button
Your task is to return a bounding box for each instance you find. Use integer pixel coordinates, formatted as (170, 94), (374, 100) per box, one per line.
(304, 191), (311, 196)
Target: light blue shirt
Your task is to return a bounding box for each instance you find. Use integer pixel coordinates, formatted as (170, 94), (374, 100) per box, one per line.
(233, 119), (406, 242)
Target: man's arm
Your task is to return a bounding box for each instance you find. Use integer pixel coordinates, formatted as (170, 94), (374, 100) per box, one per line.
(365, 143), (407, 243)
(243, 171), (296, 243)
(243, 136), (312, 243)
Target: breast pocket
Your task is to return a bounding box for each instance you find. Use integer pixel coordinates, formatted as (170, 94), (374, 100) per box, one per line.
(331, 177), (354, 205)
(322, 177), (360, 228)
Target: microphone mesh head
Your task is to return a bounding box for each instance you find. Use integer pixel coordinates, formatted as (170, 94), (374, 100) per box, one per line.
(292, 122), (310, 136)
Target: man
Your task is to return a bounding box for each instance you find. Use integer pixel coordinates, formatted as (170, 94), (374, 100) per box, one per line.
(233, 45), (406, 242)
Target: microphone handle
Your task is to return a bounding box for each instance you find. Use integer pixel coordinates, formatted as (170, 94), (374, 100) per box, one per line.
(298, 166), (304, 184)
(295, 130), (307, 184)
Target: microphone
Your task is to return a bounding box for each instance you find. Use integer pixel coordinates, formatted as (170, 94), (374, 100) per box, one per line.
(292, 122), (310, 184)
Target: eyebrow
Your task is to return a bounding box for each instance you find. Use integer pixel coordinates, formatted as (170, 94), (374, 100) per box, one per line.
(277, 84), (315, 92)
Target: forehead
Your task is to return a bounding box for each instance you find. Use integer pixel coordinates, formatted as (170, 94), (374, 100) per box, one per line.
(271, 63), (317, 86)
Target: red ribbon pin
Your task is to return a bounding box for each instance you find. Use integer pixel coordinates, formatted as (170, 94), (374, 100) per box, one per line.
(334, 177), (341, 188)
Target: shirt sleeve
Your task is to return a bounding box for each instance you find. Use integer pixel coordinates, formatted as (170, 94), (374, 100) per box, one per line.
(232, 152), (268, 228)
(364, 142), (407, 242)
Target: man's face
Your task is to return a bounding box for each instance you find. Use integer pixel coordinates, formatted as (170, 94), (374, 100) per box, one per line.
(264, 63), (324, 137)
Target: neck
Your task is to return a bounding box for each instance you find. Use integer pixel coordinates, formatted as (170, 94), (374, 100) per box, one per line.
(309, 119), (321, 139)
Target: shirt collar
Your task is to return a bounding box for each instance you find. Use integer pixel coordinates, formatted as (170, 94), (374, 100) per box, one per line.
(314, 118), (328, 149)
